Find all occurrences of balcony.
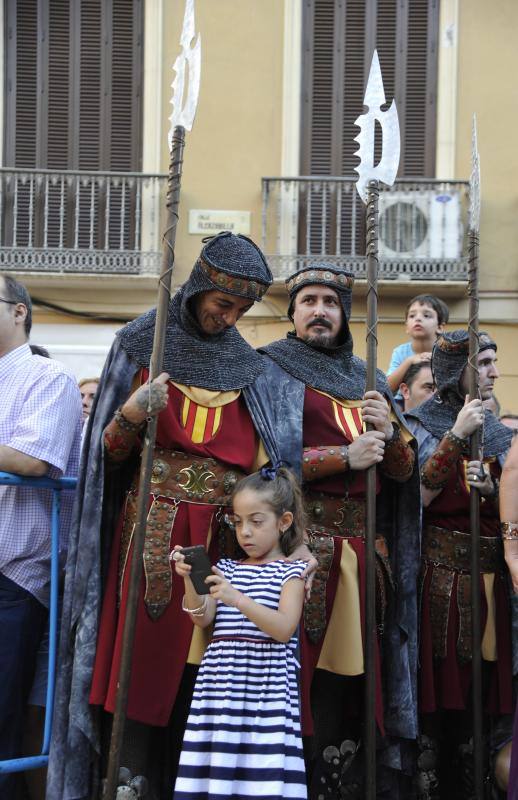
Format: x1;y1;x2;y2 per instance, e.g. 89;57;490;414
0;167;168;275
261;177;470;285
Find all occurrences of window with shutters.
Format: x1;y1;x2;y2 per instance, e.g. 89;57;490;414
3;0;143;249
300;0;439;255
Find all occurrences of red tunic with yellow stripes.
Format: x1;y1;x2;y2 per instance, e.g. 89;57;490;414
419;458;513;714
300;388;386;734
89;378;257;726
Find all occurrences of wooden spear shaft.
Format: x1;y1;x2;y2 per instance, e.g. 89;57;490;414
364;178;379;800
468;228;484;799
103;126;186;800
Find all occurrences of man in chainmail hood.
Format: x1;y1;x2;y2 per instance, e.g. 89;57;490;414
405;330;513;799
48;233;303;799
255;264;421;799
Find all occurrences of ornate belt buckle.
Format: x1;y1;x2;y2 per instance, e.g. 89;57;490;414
334;500;363;534
178;461;217;499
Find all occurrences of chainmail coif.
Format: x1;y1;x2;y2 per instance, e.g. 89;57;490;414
406;330;512;457
262;263;388;399
117;233;273;390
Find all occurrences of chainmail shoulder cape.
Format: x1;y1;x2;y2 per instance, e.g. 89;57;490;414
116;285;264;390
406;395;512;458
260;332;388;399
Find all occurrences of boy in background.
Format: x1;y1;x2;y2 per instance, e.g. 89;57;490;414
387;294;449;395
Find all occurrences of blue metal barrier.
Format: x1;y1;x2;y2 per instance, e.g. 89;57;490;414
0;471;77;773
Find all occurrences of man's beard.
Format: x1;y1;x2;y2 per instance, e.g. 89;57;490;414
302;326;338;349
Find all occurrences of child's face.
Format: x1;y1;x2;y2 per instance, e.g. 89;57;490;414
405;302;442;340
232;489;290;562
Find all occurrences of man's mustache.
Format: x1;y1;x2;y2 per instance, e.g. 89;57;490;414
307;317;332;330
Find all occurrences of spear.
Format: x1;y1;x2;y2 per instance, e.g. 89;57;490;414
467;114;484;799
354;50;400;800
103;2;201;797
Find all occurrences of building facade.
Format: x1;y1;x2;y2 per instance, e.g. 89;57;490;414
2;0;518;409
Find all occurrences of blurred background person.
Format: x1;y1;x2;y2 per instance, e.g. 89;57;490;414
78;377;99;425
399;360;435;413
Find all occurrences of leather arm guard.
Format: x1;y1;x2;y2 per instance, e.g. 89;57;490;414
302;445;349;482
420;429;466;490
381;424;415;482
104;408;145;463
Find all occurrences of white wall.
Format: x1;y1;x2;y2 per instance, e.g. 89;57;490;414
30;323;119;380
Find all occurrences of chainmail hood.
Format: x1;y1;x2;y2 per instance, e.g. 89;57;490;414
116;233;273;390
264;264;387;398
184;231;272;304
432;329;497;401
406;329;511;457
285;264;355;347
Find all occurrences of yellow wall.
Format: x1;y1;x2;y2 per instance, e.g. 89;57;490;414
161;0;285;284
456;0;518;294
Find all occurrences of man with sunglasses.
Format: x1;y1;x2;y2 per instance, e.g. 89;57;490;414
0;274;82;794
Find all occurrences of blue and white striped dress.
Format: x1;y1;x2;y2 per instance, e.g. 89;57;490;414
173;558;308;800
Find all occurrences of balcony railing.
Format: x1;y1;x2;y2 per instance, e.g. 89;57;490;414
0;167;168;274
261;176;470;282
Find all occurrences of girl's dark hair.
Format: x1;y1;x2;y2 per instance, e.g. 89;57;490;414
232;465;306;556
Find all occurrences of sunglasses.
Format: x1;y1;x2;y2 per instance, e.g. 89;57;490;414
0;297;17;305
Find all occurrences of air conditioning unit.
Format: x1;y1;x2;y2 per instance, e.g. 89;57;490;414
378;189;463;259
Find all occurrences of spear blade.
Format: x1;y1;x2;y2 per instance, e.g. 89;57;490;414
469;114;481;234
168;0;201;146
354;50;400;203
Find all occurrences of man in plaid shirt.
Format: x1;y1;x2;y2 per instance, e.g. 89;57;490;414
0;274;81;793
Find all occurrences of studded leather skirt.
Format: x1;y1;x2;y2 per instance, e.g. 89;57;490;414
303;492;390;644
421;525;504;662
118;447;246;620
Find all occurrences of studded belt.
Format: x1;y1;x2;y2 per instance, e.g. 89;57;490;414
304;492;366;538
118;447;246;620
423;525;503;574
146;447;245;504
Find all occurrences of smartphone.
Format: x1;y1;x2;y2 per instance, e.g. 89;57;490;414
180;545;213;595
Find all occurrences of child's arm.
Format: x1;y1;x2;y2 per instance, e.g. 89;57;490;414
172;546;217;628
207;567;305;643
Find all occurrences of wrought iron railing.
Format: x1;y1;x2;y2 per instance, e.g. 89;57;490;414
261;176;470;282
0;167;168;274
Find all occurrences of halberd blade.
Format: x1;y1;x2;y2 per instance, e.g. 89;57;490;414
469;114;481;234
168;0;201;146
354;50;400;203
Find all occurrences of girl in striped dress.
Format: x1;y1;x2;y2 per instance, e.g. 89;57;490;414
171;465;308;800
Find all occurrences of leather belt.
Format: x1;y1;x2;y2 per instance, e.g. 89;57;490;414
145;447;245;505
423;525;503;574
305;492;366;538
119;447;245;620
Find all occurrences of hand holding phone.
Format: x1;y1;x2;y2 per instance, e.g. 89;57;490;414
180;545;213;595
